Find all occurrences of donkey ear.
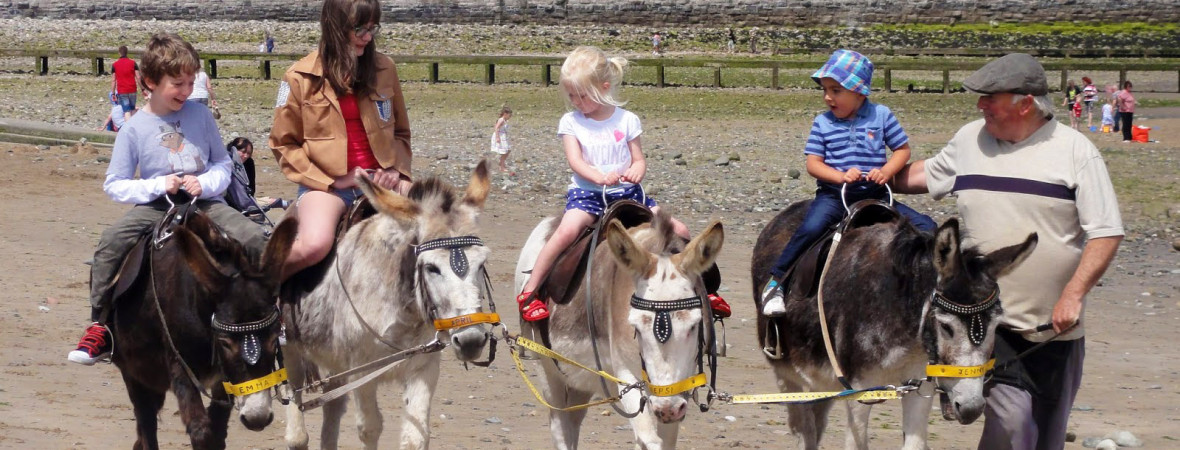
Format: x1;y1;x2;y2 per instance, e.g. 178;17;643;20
356;174;420;225
172;227;229;289
184;212;230;250
463;160;491;209
982;232;1038;279
675;220;724;276
933;218;962;280
260;216;299;280
604;219;655;276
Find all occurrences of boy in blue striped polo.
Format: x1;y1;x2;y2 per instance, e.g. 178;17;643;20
761;49;936;317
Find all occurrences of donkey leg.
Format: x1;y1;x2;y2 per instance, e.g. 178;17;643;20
620;387;665;449
399;356;440;450
319;377;349;450
282;346;310;450
842;401;873;450
900;391;933;450
122;372;166;450
206;384;233;446
170;375;219;450
352;381;384;450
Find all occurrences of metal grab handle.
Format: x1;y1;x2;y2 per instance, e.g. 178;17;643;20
599;182;646;208
839;178;893;214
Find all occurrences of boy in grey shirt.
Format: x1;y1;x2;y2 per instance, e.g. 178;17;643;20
68;33;267;365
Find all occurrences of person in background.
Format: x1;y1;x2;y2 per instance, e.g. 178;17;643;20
1062;79;1081;130
1115;81;1136;143
269;0;412;281
98;92;131;132
490;105;514;174
895;53;1123;450
110;45;140;123
189;66;216;109
227;137;257;195
651;32;662;56
1101;96;1115;133
1081;76;1098;130
265;31;276;53
1110;84;1124;133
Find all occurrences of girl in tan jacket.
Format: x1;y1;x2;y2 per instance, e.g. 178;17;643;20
269;0;412;279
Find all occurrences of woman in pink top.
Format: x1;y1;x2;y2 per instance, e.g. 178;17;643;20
1116;81;1136;142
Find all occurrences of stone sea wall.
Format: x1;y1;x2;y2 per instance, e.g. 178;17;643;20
1;0;1176;26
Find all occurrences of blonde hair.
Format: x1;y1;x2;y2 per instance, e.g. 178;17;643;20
560;46;628;108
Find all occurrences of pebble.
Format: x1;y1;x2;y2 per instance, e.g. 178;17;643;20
724;415;737;422
788;168;801;179
1095;439;1118;450
1073;404;1095;412
1104;430;1143;447
1172;238;1180;251
714;156;730;166
1082;437;1103;448
38;305;50;312
484;416;501;424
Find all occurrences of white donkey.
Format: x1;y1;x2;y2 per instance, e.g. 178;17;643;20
516;210;724;449
281;163;497;449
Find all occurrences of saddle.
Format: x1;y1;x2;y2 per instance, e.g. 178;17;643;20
100;199;201;323
535;200;653;307
780;199;901;303
278;197;377;342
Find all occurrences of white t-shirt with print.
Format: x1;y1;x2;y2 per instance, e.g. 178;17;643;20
557;107;642;192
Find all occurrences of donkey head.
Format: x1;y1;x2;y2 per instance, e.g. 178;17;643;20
175;213;298;431
923;218;1037;425
357;161;494;362
605;215;724;424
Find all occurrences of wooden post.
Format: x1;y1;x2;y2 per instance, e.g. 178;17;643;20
1176;70;1179;93
37;56;48;75
429;62;439;84
656;65;665;88
258;60;272;80
1119;69;1127;89
542;64;551;87
942;69;949;93
94;57;105;76
771;66;779;90
713;66;722;88
485;63;495;85
884;68;892;93
206;59;218;79
1061;69;1068;92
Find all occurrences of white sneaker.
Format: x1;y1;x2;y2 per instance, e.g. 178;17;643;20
761;280;787;317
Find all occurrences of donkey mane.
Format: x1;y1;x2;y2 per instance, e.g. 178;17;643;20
630;208;683;256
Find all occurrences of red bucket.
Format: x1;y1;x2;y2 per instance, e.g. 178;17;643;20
1131;126;1150;143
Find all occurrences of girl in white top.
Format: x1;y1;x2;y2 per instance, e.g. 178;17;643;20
515;46;731;321
490;105;513;173
189;67;216;108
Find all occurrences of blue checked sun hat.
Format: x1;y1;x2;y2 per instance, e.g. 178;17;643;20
811;49;874;96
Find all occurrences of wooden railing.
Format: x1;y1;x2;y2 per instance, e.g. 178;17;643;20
4;48;1178;93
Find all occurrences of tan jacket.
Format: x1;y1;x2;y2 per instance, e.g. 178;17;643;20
269;51;411;191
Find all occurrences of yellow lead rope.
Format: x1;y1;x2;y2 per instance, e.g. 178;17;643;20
509;336;633;411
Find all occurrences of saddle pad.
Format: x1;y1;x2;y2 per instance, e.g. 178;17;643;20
783;199;900;302
537;200;654;306
106;234;151;308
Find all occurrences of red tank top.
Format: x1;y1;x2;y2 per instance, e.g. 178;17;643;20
338;93;379;171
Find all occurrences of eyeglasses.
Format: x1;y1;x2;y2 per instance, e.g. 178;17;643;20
353;24;381;38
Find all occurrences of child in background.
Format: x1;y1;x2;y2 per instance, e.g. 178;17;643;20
68;33;268;365
515;46;730;321
1081;76;1098;129
1101;98;1115;133
1072;96;1083;129
490;105;514;174
1063;79;1081;129
99;92;130;132
760;49;936;317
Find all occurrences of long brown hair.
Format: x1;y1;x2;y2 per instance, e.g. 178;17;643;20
315;0;381;96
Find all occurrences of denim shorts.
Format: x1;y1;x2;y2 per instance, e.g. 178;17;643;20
116;93;136;114
296;185;364;210
565;184;657;216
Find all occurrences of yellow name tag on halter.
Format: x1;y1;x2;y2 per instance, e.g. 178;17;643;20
433;312;501;331
729;389;902;404
926;358;995;378
222;368;287;396
643;371;707;397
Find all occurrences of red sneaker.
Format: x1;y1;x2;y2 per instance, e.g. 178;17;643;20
517;292;550;322
68;323;112;365
708;294;732;318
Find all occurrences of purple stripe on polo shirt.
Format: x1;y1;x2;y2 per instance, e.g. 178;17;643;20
952;174;1075;200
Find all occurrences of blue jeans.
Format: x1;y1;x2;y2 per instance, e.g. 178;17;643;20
116;93;136;114
296;185;364;210
769;184;936;278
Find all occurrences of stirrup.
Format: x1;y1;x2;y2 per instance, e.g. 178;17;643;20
517;292;550;322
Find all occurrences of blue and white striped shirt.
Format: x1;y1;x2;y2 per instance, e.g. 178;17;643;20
804;101;908;188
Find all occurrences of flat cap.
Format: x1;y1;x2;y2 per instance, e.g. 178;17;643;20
962;53;1049;96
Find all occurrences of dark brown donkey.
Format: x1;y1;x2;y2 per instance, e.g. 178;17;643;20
108;212;296;450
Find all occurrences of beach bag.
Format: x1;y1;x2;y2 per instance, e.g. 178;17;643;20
1131;126;1150;143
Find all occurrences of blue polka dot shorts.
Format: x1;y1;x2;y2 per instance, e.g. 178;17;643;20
566;184;657;216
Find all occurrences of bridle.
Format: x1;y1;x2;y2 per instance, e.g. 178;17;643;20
923;289;1000;380
411;235;500;367
628;292;719;412
212;307;289;398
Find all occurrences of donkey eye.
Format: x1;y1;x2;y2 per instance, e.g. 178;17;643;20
424;264;441;275
217;338;235;352
940;323;954;337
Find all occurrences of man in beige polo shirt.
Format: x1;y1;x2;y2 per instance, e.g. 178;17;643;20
895;53;1123;450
